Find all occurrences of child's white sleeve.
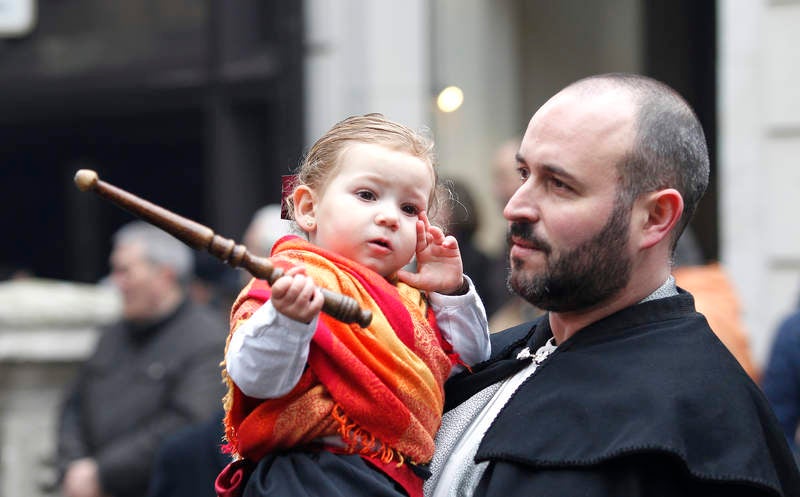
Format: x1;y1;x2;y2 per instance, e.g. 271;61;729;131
429;275;491;372
225;302;318;399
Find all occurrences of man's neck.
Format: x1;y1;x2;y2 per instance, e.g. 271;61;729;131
130;287;185;326
548;268;672;345
155;286;184;318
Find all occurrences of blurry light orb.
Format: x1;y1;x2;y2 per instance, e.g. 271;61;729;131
437;86;464;113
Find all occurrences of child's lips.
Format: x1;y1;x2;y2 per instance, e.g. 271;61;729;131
368;238;392;252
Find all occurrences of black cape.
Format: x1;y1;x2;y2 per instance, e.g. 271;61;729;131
444;291;800;497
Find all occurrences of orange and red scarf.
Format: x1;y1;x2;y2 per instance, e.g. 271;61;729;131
221;235;457;495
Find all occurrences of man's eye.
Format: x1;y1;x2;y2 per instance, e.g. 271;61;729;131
356;190;375;201
551;178;568;189
517;167;530;181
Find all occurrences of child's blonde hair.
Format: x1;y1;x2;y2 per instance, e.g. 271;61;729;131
286;113;444;222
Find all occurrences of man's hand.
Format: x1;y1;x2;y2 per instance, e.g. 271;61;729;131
397;211;465;294
61;458;105;497
270;265;324;323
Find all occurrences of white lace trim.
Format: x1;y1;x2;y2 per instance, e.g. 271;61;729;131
425;338;558;497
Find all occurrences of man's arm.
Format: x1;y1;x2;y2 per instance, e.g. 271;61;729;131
56;378;90;478
57;379;105;497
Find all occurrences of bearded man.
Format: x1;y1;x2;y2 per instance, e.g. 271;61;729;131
424;73;800;497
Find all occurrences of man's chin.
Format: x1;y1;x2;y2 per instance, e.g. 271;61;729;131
510;254;548;275
510;254;547;275
509;273;544;300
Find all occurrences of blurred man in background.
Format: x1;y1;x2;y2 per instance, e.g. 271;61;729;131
56;221;226;497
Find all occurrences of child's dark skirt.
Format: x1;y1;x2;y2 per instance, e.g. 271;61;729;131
217;450;409;497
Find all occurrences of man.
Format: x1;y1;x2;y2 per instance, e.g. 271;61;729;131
57;221;227;497
425;73;800;496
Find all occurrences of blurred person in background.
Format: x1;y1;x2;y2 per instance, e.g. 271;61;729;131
489;138;524;215
486;138;542;332
189;251;242;319
56;221;227;497
436;178;498;316
762;286;800;463
242;204;295;258
236;203;297;285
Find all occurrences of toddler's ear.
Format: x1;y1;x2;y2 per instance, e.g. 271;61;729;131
293;185;317;233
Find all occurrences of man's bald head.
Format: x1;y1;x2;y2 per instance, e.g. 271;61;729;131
561;74;710;246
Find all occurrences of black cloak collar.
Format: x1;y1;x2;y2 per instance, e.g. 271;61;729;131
445;292;800;496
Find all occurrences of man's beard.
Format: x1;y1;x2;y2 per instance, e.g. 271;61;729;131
507;200;632;312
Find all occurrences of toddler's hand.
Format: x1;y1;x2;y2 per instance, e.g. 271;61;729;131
270;266;324;323
397;211;465;294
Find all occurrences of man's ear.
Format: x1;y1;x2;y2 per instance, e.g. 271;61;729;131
634;188;684;250
292;185;317;233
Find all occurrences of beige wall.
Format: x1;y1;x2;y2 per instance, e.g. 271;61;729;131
430;0;522;254
0;279;115;497
304;0;431;145
720;0;800;366
518;0;643;113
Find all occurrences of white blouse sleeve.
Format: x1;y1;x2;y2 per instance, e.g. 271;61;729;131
224;301;318;399
429;275;491;375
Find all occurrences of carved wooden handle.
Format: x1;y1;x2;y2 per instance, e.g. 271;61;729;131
74;169;372;327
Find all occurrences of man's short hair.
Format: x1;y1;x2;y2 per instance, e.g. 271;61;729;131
112;221;194;284
568;73;710;246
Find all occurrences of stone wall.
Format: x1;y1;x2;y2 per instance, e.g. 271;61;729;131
0;279;119;497
719;0;800;366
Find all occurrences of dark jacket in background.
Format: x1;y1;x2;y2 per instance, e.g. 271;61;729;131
147;409;229;497
762;309;800;461
57;300;227;497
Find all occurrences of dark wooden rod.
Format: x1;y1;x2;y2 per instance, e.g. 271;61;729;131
74;169;372;328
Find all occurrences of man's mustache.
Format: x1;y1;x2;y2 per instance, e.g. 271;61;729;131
507;222;551;254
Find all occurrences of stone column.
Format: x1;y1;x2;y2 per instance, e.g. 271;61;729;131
0;279;119;497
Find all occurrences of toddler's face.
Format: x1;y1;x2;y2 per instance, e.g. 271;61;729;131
307;143;434;278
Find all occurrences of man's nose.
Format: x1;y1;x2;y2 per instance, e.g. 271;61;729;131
504;183;539;223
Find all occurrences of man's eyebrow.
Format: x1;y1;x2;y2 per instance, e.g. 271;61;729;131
541;164;579;184
515;153;580;184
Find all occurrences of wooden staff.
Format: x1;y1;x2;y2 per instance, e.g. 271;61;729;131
74;169;372;328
